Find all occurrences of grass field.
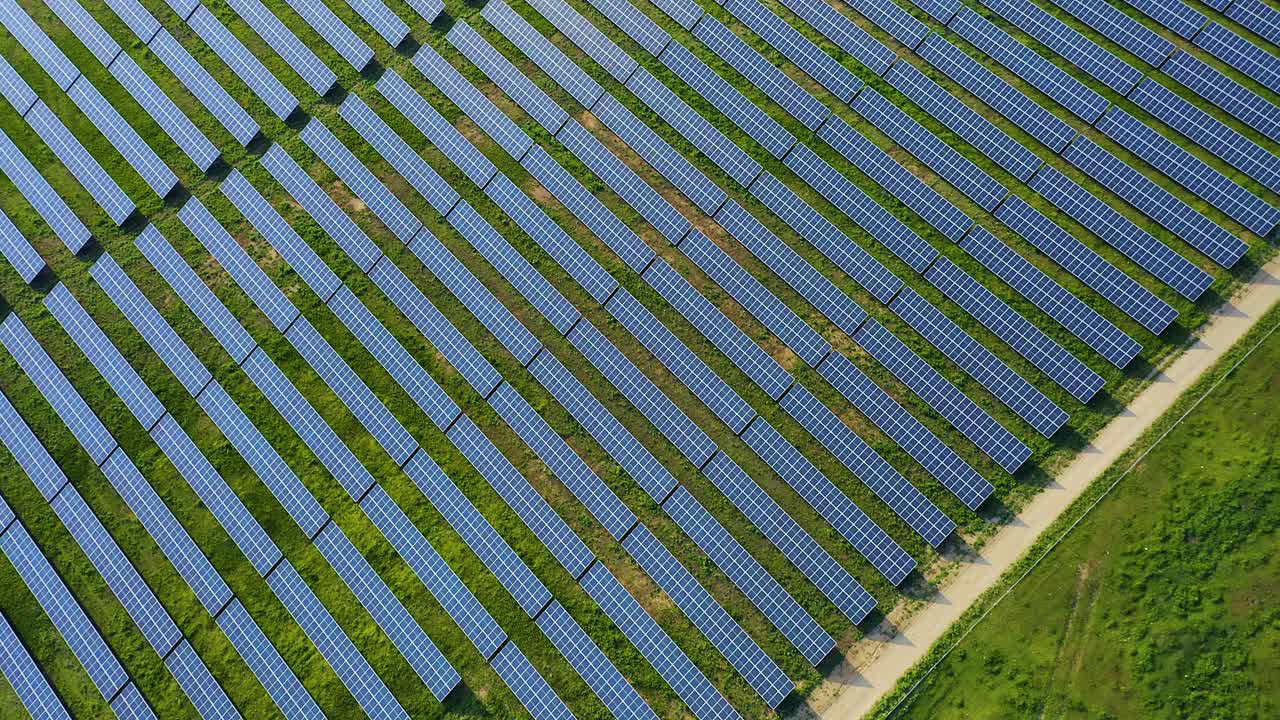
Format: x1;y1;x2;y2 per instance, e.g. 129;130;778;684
879;304;1280;719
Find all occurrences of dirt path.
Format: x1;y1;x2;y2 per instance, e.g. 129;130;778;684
801;256;1280;720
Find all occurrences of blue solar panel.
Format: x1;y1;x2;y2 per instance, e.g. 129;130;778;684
525;0;639;82
100;0;160;42
147;29;260;146
216;599;323;720
0;0;78;88
0;128;91;253
313;523;461;702
916;33;1077;151
50;485;181;655
748;170;904;301
1048;0;1173;65
224;0;335;95
24;102;135;225
44;284;164;430
537;600;658;720
1128;0;1205;39
0;613;73;720
151;414;282;575
579;563;740;720
0;313;115;464
844;0;930;48
290;0;373;71
993;193;1179;334
1028;165;1213;301
925;257;1104;402
739;417;917;583
405;0;445;22
1062;136;1250;268
723;0;861;101
490;642;574;720
65;79;176;199
448;19;569;135
338;0;408;46
1163;50;1280;144
0;54;36;115
779;0;896;75
446;415;596;578
0;490;11;531
415;41;533;162
0;386;69;500
379;68;496;194
107;53;219;171
360;485;508;659
266;560;409;720
109;682;156;720
584;0;672;56
605;283;759;431
651;0;704;29
482;0;606;108
306;114;422;244
1227;0;1280;45
164;641;239;720
403;451;553;617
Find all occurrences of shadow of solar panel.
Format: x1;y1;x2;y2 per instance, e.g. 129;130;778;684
215;599;323;720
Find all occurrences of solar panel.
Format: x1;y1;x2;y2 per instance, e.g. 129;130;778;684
224;0;336;95
414;42;533;162
482;0;606;108
739;417;917;583
691;14;831;130
722;0;861;101
65;79;176;199
0;0;78;88
44;283;165;430
1163;51;1280;144
912;0;963;23
23;102;135;225
1028;165;1213;301
1048;0;1173;65
890;288;1068;437
447;19;569;135
403;451;553;617
42;0;116;68
783;139;942;271
0;612;73;720
747;170;904;301
164;641;239;720
290;0;374;71
49;485;181;655
446;415;596;578
241;347;377;500
0;388;69;500
313;523;461;702
1128;0;1205;39
779;0;896;75
1062;136;1250;268
490;642;574;720
1226;0;1280;46
525;0;639;82
0;491;11;531
344;88;462;214
650;0;705;29
0;128;91;253
579;563;740;720
163;0;199;20
701;452;878;623
379;67;495;194
584;0;672;56
1094;108;1280;237
993;193;1179;333
405;0;445;23
107;53;220;171
916;33;1076;151
605;283;760;431
536;600;658;720
624;524;792;707
110;682;156;720
151;414;282;575
843;0;930;48
925;257;1104;402
265;560;409;720
337;0;408;46
566;313;718;467
488;382;639;540
0;313;115;464
301;117;422;245
0;54;36;116
147;28;260;146
215;599;323;720
360;485;508;659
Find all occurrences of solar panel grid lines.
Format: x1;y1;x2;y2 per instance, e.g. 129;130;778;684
0;128;91;254
43;283;165;431
22;101;136;225
524;0;641;82
482;0;607;109
585;0;674;56
264;559;410;720
48;485;182;656
884;59;1043;182
993;193;1179;334
518;144;657;273
109;681;157;720
910;0;963;24
312;522;461;702
747;167;906;301
565;312;719;466
0;53;38;117
107;53;220;172
890;287;1069;437
99;0;159;43
445;414;597;578
490;642;575;720
413;42;533;162
536;599;659;720
150;413;283;576
405;0;446;23
370;71;477;209
650;0;706;30
338;0;408;46
958;225;1142;368
915;33;1077;151
1127;0;1206;39
0;612;73;720
185;6;298;121
0;312;116;465
65;78;178;199
146;27;260;146
925;256;1105;402
779;0;897;75
1047;0;1173;66
1061;135;1251;268
359;484;509;659
448;19;570;136
622;524;793;708
215;599;324;720
690;13;832;130
1093;107;1280;238
1027;164;1214;301
1162;50;1280;143
0;493;12;532
0;0;78;89
401;451;554;618
778;382;957;547
162;0;200;21
0;389;69;500
367;256;504;396
722;0;863;102
222;0;336;95
844;0;931;48
579;562;742;720
782;139;942;273
164;640;240;720
289;0;374;72
180;197;300;334
738;416;918;584
1226;0;1280;45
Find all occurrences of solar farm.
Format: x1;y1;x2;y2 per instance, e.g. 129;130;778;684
0;0;1276;716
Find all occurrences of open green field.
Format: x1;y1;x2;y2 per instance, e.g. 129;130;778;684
880;305;1280;720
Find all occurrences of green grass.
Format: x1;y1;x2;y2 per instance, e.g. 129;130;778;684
876;304;1280;719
